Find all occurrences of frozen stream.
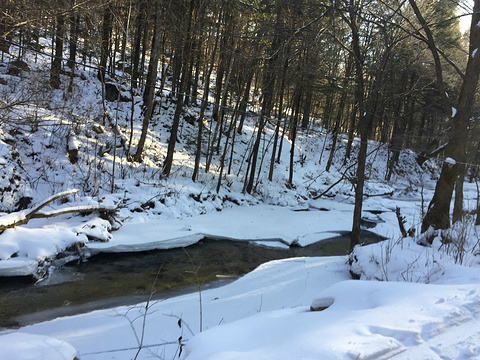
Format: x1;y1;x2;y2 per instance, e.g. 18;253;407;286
0;231;384;329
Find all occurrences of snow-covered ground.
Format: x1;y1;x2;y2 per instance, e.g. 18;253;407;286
2;187;480;360
0;41;479;359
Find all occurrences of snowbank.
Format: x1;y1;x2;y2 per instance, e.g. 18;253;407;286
0;332;77;360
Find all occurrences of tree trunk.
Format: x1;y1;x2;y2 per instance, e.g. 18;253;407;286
50;15;64;89
349;2;390;250
163;0;198;177
192;15;221;181
131;1;146;88
133;3;162;162
288;87;301;186
269;59;288;181
98;5;113;82
301;87;313;130
421;0;480;232
452;165;466;223
344;102;357;162
162;95;184;177
206;44;235;173
349;0;366;250
67;5;78;93
386;91;408;181
217;110;238;193
67;4;77;71
236;71;254;135
326;56;352;172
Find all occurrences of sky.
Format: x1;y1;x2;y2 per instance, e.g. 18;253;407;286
459;0;474;33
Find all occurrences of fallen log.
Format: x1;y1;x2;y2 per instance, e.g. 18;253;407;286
0;189;119;233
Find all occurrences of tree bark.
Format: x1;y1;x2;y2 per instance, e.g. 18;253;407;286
421;0;480;232
349;2;391;250
133;3;162;162
269;59;288;181
131;1;146;88
288;87;301;186
98;4;113;82
50;15;64;89
326;55;353;172
349;0;366;251
192;15;221;181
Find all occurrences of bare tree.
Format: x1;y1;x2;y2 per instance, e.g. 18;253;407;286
134;1;162;162
415;0;480;232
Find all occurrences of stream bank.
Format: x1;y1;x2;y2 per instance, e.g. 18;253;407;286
0;230;385;328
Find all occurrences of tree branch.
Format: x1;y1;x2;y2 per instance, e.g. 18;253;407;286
0;189;119;232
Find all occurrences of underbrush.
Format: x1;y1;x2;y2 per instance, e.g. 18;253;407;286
349;216;480;283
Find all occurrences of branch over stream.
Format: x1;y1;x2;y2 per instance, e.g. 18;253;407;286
0;189;119;233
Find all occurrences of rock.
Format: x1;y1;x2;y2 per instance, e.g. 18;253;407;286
104;82;131;102
105;82;120;101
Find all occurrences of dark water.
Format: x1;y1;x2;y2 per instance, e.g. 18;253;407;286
0;231;384;328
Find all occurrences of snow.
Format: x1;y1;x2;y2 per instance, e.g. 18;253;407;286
0;39;479;360
473;48;478;58
1;191;479;359
445;157;457;165
0;332;77;360
3;230;479;360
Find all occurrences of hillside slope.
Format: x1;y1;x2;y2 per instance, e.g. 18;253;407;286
0;42;443;277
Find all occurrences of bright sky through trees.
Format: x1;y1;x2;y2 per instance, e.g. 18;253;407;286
459;0;474;33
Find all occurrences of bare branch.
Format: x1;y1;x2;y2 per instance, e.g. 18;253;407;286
0;190;119;232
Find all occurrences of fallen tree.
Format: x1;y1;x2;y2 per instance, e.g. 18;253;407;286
0;189;120;233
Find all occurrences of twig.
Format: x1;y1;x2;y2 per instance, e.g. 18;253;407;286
183;248;203;333
396;207;408;238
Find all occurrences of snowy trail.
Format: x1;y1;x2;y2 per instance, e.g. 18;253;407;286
391;317;480;360
389;289;480;360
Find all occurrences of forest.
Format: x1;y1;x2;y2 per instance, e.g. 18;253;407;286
0;0;479;247
2;1;480;359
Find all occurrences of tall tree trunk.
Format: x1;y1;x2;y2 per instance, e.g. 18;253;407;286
163;0;198;177
421;0;480;232
131;0;146;88
133;3;162;162
246;21;281;193
301;87;313;130
98;5;113;82
206;44;235;173
349;3;367;250
236;71;254;135
344;102;357;162
181;0;197;105
67;4;78;93
288;87;301;186
326;56;353;172
217;110;238;193
453;165;466;223
269;59;288;181
349;2;390;250
192;14;221;181
67;3;77;71
50;15;64;89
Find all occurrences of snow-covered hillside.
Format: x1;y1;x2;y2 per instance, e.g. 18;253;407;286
0;42;441;277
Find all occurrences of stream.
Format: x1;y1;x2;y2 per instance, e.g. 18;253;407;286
0;230;385;328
